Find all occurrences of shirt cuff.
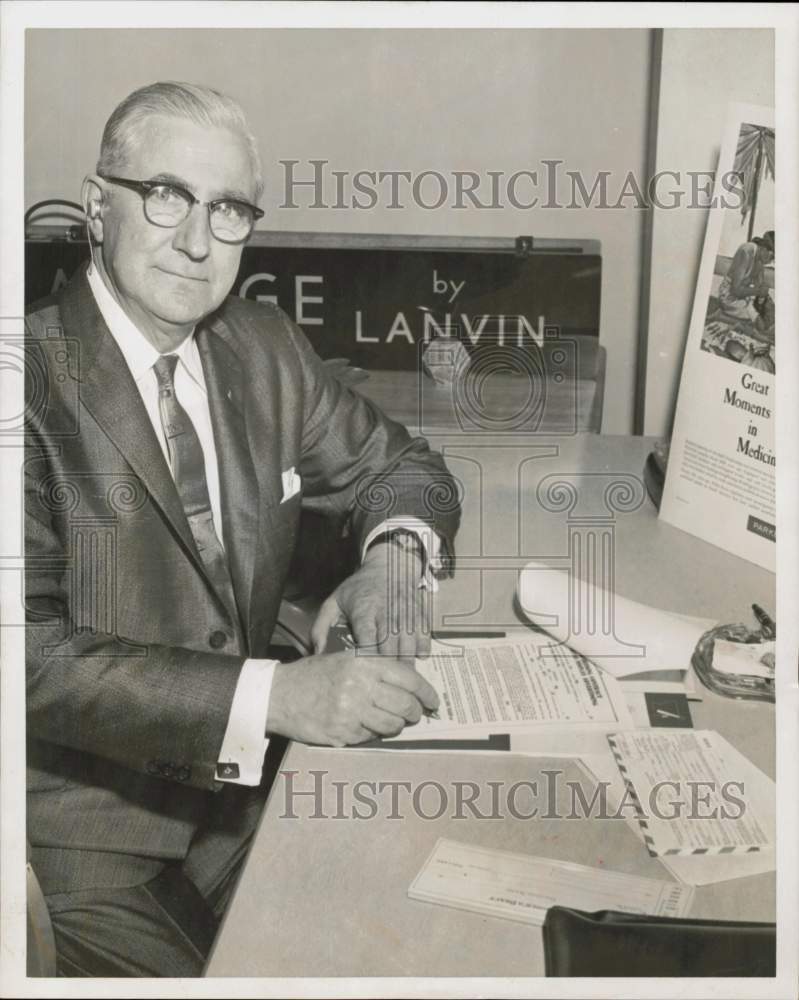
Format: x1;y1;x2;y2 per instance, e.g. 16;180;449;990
216;658;277;785
361;517;443;592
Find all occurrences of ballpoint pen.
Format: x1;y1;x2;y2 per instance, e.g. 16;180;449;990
752;603;776;639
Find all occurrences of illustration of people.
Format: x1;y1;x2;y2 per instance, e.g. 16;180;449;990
714;230;775;342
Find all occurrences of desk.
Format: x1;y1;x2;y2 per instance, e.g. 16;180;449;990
207;435;775;978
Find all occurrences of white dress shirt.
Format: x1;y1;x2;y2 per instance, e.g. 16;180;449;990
88;265;441;785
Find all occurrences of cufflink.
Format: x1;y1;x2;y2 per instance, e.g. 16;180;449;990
216;762;240;780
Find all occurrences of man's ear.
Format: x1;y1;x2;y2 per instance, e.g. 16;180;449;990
81;175;106;243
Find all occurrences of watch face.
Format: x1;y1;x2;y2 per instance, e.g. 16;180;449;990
390;531;421;551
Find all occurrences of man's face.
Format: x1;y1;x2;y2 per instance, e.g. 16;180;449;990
755;243;774;267
97;115;257;348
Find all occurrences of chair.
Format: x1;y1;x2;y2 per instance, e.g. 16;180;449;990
26;840;57;977
271;597;317;656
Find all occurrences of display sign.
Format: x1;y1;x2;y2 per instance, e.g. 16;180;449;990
659;104;775;570
25;235;601;370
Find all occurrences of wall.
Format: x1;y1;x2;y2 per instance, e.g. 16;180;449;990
25;28;652;433
643;28;774;437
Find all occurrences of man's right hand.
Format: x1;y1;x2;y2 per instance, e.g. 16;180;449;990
266;651;439;746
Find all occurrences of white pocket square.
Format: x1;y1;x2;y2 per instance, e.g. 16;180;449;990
281;467;301;502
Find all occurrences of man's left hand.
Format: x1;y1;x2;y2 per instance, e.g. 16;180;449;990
311;538;431;658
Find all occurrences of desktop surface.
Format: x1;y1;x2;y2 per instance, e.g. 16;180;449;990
206;434;776;978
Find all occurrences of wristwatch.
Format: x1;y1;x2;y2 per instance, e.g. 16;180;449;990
368;529;425;567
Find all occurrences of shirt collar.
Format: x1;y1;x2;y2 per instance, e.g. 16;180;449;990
87;264;203;388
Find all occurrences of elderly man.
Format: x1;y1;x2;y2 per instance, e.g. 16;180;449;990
25;82;459;977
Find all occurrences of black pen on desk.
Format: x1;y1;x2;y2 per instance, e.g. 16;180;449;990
432;630;507;640
752;603;776;639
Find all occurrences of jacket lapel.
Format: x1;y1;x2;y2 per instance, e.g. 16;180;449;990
60;268;272;638
196;317;260;633
59;269;209;579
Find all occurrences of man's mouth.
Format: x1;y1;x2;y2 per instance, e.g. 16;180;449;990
154;266;208;283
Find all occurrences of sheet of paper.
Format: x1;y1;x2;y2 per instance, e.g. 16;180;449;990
507;729;615;757
606;730;774;857
620;677;702;701
518;562;715;679
578;752;776;886
408;838;695;926
712;638;775;679
386;635;633;744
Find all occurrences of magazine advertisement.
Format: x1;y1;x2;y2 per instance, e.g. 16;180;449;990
660;103;776;570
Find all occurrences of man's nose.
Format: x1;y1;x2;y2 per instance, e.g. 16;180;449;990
172;203;212;260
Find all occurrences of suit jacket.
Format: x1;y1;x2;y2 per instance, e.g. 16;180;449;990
25;266;459;861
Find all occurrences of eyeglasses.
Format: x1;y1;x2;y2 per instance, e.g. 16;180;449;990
97;175;264;244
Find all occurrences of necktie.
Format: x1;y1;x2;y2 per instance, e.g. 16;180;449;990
153;354;241;638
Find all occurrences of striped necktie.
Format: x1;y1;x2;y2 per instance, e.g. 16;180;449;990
152;353;241;642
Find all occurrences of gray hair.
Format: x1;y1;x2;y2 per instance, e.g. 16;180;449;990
97;81;264;201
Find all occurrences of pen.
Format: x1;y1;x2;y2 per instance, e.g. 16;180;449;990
432;630;507;640
752;603;776;639
328;624;356;649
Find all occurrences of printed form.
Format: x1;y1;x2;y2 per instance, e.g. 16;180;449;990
395;635;632;740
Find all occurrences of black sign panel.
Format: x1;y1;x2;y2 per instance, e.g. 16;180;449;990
25;237;600;371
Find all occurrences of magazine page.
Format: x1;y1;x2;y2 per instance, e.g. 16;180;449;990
660;103;775;570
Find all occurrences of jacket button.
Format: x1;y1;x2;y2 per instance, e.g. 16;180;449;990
209;630;228;649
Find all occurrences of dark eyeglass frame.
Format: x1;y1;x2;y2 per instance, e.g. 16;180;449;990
97;174;264;244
